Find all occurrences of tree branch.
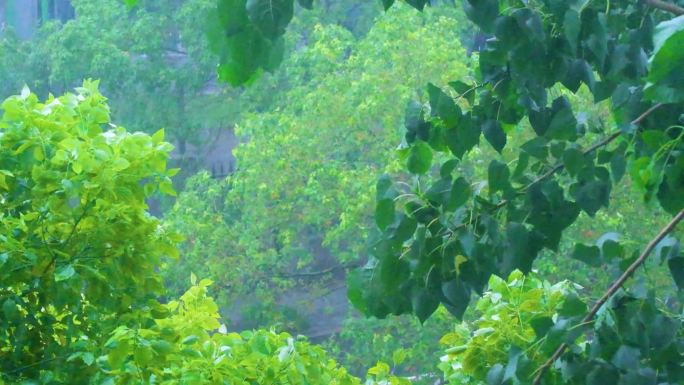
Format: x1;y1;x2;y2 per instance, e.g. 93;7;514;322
277;262;361;278
646;0;684;15
533;208;684;385
489;103;663;212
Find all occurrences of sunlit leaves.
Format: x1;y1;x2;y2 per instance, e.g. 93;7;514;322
0;84;178;380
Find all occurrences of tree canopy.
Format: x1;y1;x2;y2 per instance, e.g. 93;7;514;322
2;0;684;384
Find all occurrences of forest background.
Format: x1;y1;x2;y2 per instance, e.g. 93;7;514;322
0;0;682;384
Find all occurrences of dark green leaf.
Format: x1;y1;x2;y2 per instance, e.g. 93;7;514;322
246;0;294;39
559;292;587;317
563;148;586;177
375;199;395;231
564;9;581;54
530;317;554;339
407;141;433;174
427;83;461;127
445;114;480;158
382;0;395;10
611;345;641;371
449;80;475;105
412;287;440;323
648;15;684;84
486;364;504;385
447;177;471;211
610;153;626;183
571;243;602;267
668;256;684;290
488;160;510;194
441;279;470;319
482;120;506;153
405;0;428;11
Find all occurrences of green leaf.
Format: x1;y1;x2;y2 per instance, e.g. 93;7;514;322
112;158;130;171
404;0;428;11
375;199;395;231
182;335;199;345
412;287;440;323
245;0;295;40
668;256;684;290
445;114;480;159
382;0;395;11
447;177;471;211
407;141;433;174
571;243;602;267
611;345;641;371
564;9;581;54
530;317;554;339
558;292;587;317
427;83;461;127
55;265;76;282
482;120;506;153
441;279;470;319
449;80;475;105
563;148;586;177
649;15;684;84
488;160;510;194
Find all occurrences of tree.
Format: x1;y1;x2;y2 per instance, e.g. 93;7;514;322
0;81;179;382
199;0;684;383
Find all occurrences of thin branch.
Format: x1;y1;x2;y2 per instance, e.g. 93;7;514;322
277;262;361;278
533;208;684;385
488;103;664;213
646;0;684;15
41;200;94;276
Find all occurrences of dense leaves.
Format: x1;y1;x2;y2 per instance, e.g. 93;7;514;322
0;83;179;382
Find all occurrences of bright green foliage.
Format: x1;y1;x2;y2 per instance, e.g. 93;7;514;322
98;279;360;385
0;82;179;382
439;271;581;384
323;309;456;382
0;85;383;385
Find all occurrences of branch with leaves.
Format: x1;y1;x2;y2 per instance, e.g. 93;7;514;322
533;208;684;384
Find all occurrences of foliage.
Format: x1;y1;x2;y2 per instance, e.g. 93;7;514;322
97;278;361;385
0;0;223;147
205;0;684;382
0;85;375;385
0;83;178;382
439;271;582;384
163;3;470;327
323;309;455;382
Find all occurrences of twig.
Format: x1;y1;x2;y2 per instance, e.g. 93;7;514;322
41;200;94;276
646;0;684;15
277;262;361;278
532;208;684;385
488;103;664;212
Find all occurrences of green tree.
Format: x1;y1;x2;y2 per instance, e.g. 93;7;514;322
0;82;179;382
